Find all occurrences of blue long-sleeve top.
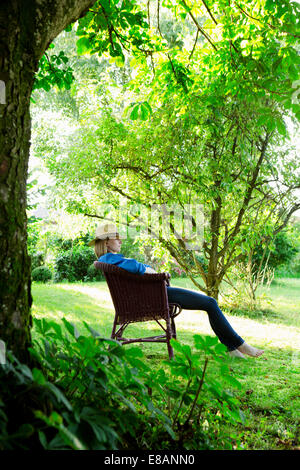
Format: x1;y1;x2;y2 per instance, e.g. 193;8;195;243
98;253;154;275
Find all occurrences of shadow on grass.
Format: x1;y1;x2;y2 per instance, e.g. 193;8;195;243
126;329;216;362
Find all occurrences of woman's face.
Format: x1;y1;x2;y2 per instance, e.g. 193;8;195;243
106;236;122;253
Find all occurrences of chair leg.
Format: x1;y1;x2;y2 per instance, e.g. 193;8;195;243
165;317;174;360
169;303;181;341
111;317;118;340
171;317;177;339
111;320;129;341
112;314;175;360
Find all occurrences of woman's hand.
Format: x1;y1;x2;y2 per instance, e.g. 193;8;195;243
145;267;157;274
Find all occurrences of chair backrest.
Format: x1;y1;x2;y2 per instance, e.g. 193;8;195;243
94;262;171;324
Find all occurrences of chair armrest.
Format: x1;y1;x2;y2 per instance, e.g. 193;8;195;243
143;272;171;286
164;272;171;286
122;271;171;284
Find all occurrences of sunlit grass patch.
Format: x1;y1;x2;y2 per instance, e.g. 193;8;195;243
31;282;114;338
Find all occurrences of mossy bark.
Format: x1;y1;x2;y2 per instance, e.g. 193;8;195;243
0;0;96;362
0;1;37;362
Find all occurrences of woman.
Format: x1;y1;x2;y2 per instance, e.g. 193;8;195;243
89;224;264;358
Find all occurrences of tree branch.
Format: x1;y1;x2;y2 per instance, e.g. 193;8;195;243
200;0;218;25
219;132;271;259
235;1;300;39
180;0;218;51
188;29;199;61
37;0;97;59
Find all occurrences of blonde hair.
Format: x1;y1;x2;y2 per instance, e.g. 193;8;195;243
94;239;108;258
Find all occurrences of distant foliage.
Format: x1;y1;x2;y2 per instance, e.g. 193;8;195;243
31;252;45;271
253;231;297;271
85;263;104;282
54;246;96;282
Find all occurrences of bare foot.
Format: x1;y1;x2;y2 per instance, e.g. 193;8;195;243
228;349;246;359
237;342;264;357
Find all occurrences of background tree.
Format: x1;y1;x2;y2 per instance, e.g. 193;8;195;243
30;1;299;302
33;72;300;300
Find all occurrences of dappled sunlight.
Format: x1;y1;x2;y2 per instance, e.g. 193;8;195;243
31;304;66;322
32;279;300;354
31;283;114;337
175;309;300;352
172;278;300;352
55;282;114;308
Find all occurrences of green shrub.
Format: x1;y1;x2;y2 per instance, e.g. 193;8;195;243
0;318;245;450
0;350;79;450
32;266;52;283
30;251;44;270
29;318;173;450
85;263;104;281
146;336;245;449
253;231;297;272
51;232;95;254
54;246;96;282
0;325;168;450
31;319;244;450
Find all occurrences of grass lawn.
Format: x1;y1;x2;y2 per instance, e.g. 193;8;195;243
31;277;300;450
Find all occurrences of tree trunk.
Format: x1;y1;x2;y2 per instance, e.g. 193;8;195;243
0;3;38;362
206;279;221;302
206;191;222;301
0;0;96;362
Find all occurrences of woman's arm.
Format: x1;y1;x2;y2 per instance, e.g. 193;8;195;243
117;257;156;275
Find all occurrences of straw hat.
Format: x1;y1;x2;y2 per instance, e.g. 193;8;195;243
88;223;123;247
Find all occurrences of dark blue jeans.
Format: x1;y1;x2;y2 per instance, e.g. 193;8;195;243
167;286;244;351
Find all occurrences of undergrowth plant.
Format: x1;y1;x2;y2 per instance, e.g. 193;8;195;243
146;336;245;449
0;318;244;450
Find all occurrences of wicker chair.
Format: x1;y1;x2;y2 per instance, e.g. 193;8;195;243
94;261;182;359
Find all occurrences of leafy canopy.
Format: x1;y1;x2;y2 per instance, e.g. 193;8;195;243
34;0;300;123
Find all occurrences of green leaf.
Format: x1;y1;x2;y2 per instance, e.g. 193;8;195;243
140;102;150;120
276;117;287;136
38;430;48;449
130;104;139;120
169;338;184;352
32;368;47;385
83;321;101;338
164;423;176;440
76;36;91;55
125;347;144;358
193;335;206;350
49;321;63;338
214;343;227;355
272;56;283;73
46;383;73;411
62;318;80;339
222;374;242;390
58;423;87;450
18;364;33;381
